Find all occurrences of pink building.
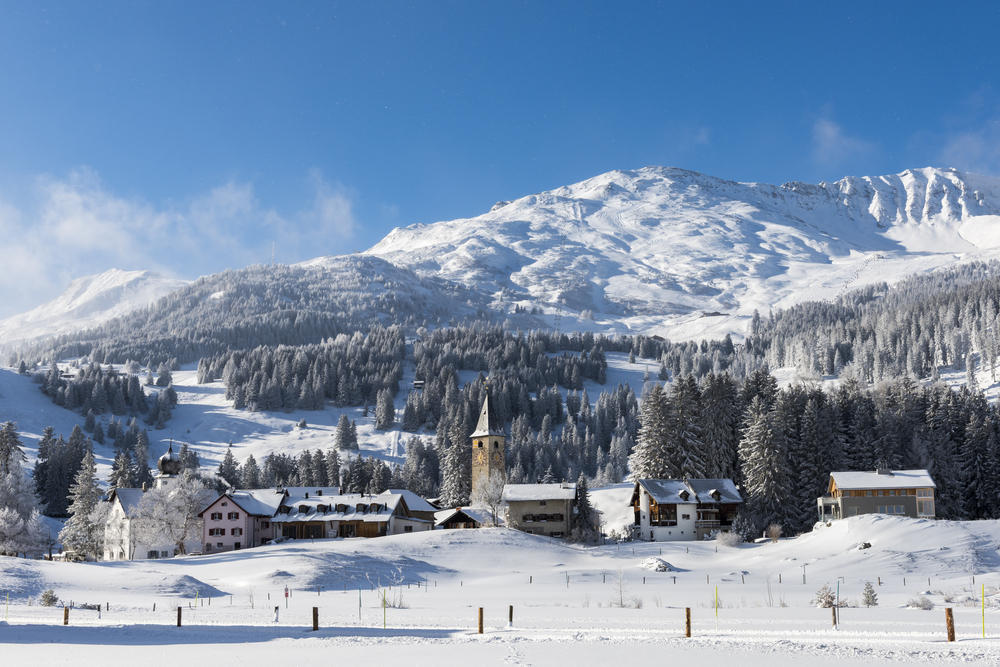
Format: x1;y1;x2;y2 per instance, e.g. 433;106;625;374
198;489;285;552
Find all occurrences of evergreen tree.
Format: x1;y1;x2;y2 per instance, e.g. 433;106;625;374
375;388;395;430
628;384;672;478
738;396;790;532
58;448;105;559
108;450;136;488
239;454;262;488
0;422;26;474
217;445;239;488
571;474;600;544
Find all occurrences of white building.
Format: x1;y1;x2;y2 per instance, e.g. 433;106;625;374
630;478;742;541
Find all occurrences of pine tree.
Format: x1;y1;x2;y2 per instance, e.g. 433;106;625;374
218;445;239;488
439;442;470;508
862;581;878;607
375;388;395;430
239;454;262;488
0;422;26;474
325;448;342;489
628;384;672;478
58;448;105;560
334;414;355;450
108;450;135;488
738;396;789;532
571;474;599;544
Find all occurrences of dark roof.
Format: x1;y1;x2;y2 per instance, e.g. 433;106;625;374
470;394;504;438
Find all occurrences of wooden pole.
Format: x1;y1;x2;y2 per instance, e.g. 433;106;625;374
685;607;691;637
831;605;837;627
176;606;182;627
946;607;955;642
508;604;513;627
63;606;69;626
478;607;484;634
312;606;319;631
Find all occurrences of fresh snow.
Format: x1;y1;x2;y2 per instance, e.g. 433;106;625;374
361;165;1000;341
4;516;1000;665
0;269;185;350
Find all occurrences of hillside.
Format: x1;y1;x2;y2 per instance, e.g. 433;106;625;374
0;269;186;351
365;166;1000;339
3;517;1000;665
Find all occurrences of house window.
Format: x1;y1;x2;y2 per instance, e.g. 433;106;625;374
917;489;933;497
404;526;413;533
262;521;270;529
147;550;159;559
216;542;223;547
210;512;222;520
228;512;240;520
205;544;212;551
160;551;169;558
917;500;935;516
681;514;691;520
539;500;547;506
551;514;564;522
222;502;228;506
231;528;243;536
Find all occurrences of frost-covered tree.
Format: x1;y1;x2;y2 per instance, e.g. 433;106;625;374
738;396;789;534
570;474;600;544
374;388;395;430
0;460;48;556
439;442;470;508
58;448;105;559
628;384;671;478
134;472;210;555
470;470;505;526
239;454;262;488
0;421;26;474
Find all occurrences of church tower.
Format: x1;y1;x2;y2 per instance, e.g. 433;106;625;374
470;394;506;499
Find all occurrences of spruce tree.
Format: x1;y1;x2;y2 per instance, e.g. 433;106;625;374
58;448;104;559
628;384;672;478
218;445;239;488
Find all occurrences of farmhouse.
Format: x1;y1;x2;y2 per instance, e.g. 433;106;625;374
199;488;286;552
502;482;576;538
817;468;936;521
271;490;432;538
630;478;742;541
434;506;497;529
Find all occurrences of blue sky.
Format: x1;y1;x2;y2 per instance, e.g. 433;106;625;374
0;1;999;315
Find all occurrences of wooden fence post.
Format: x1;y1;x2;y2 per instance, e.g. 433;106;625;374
685;607;691;637
508;604;513;627
946;607;956;642
312;607;319;631
478;607;484;634
831;605;837;627
176;606;182;627
63;607;69;626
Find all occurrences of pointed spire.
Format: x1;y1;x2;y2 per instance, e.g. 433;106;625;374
471;394;504;438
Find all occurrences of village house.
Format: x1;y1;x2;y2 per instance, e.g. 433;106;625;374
271;490;432;538
198;488;287;552
502;482;576;538
434;506;497;529
817;468;936;521
102;445;211;560
630;478;742;541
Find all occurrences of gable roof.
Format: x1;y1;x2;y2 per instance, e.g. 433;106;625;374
109;488;145;516
470;395;504;438
632;478;743;505
830;469;936;490
502;483;577;502
271;492;407;524
200;489;286;517
382;489;438;513
434;506;499;526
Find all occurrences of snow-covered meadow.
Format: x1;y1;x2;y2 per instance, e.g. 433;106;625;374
4;515;1000;665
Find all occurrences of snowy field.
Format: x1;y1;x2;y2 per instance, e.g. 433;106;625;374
4;515;1000;665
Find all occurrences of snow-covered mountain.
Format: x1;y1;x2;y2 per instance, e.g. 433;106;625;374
365;166;1000;339
0;269;187;347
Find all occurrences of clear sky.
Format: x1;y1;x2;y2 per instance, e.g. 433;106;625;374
0;1;999;316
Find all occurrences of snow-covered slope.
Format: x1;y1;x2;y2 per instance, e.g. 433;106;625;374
364;166;1000;339
0;269;186;347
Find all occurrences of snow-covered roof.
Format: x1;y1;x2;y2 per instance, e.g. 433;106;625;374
502;483;577;502
434;507;499;527
830;469;936;490
227;489;286;516
282;486;340;501
272;493;403;524
111;488;145;516
382;489;437;513
635;479;695;504
634;479;743;505
686;479;743;504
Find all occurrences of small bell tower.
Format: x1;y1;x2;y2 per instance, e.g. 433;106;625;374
470;394;506;500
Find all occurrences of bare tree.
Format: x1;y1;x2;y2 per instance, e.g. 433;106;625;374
134;473;211;555
470;471;506;526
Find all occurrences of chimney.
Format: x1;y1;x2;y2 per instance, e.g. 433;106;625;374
876;467;893;476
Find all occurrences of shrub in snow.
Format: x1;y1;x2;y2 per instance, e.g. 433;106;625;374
857;541;872;550
715;531;742;547
766;523;783;543
812;584;836;608
39;590;58;607
862;581;878;607
297;418;307;429
907;596;933;610
640;557;674;572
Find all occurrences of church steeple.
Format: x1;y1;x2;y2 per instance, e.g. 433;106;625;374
471;394;504;438
470;394;506;501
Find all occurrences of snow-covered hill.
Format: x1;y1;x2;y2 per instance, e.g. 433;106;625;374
0;269;186;348
364;166;1000;340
